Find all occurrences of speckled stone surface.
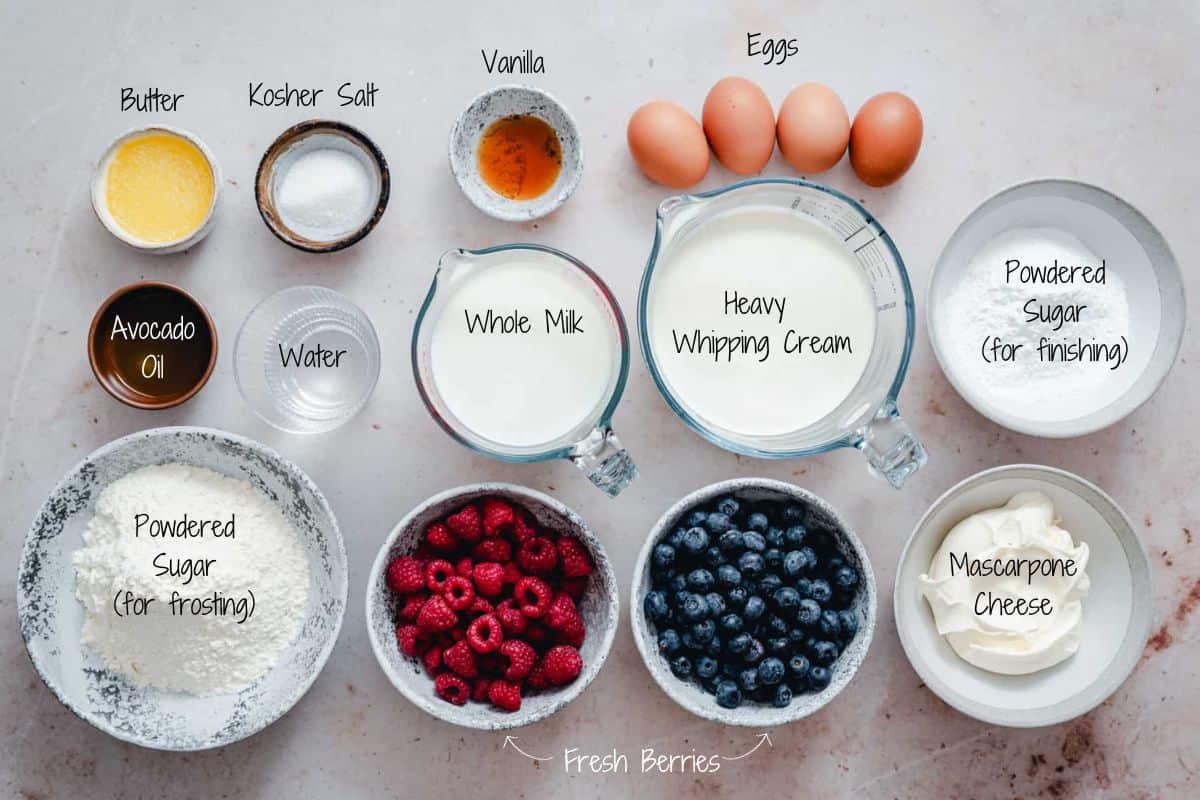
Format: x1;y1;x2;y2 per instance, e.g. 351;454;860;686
2;1;1198;798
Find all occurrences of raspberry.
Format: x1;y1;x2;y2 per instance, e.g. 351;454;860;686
517;537;559;574
524;622;552;649
514;576;553;618
542;645;583;686
422;644;443;676
424;560;455;593
477;651;503;676
424;521;457;552
488;679;522;712
525;662;549;690
472;678;491;702
397;594;427;622
416;595;457;633
445;504;483;543
435;673;470;706
468;596;494;617
499;640;537;682
495;599;528;636
511;513;537;544
466;614;504;653
471;538;512;563
385;556;425;595
456;557;474;578
443;639;479;679
442;575;476;611
482;497;516;537
396;624;426;657
556;613;586;648
561;577;588;601
546;593;579;631
472;562;505;597
558;537;594;578
501;561;523;586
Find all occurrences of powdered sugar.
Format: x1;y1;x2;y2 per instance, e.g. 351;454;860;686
73;463;310;696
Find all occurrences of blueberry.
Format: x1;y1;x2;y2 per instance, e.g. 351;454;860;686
743;637;765;663
681;526;710;554
784;524;808;548
837;610;859;641
643;590;670;622
672;589;691;609
685;509;709;528
773;587;801;615
738;667;759;692
719;613;744;635
788;653;811;681
716;563;742;589
670;655;693;678
716;497;741;517
766;637;790;654
783;551;806;578
704;513;734;535
704;546;727;567
808;665;831;690
788;626;807;644
796;598;822;626
827;555;846;572
809;640;839;666
743;595;766;622
701;675;722;695
772;683;793;708
742;531;766;552
717;530;744;552
680;632;699;651
716;680;742;708
764;548;784;571
705;592;727;617
692;618;717;645
758;574;782;595
764;614;789;637
725;585;748;609
706;636;723;656
764;526;785;548
781;504;805;524
687;568;715;592
797;546;817;572
727;632;752;655
757;656;785;685
651;542;676;571
809;579;833;603
695;655;719;679
668;573;688;594
746;512;770;533
833;565;859;590
657;628;681;654
818;610;842;640
681;593;709;621
737;551;764;577
794;577;813;598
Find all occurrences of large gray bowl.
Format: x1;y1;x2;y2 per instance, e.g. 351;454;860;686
16;427;348;751
366;484;618;729
631;478;877;726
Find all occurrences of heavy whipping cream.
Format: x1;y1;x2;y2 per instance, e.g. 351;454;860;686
429;256;618;448
647;207;876;436
919;492;1090;675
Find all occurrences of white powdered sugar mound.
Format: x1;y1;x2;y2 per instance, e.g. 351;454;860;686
73;463;310;696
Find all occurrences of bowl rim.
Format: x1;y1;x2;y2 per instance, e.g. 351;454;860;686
892;463;1153;727
629;477;877;727
365;482;619;730
86;280;219;410
447;83;583;222
926;176;1187;438
16;425;349;751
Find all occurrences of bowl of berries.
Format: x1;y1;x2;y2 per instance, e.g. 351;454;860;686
631;478;876;726
367;484;618;729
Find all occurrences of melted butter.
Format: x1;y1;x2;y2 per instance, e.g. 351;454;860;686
104;132;214;243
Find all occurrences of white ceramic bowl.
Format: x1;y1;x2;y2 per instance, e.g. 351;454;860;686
929;178;1185;437
448;85;583;221
17;427;348;750
894;464;1152;727
90;125;221;254
630;478;876;727
366;484;618;729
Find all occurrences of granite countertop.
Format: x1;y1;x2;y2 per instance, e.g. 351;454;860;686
2;1;1197;797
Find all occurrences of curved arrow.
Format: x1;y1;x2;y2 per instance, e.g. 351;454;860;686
721;732;773;761
503;735;553;762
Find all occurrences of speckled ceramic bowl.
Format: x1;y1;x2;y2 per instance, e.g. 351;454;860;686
366;484;617;729
631;478;877;727
16;427;348;751
448;85;583;221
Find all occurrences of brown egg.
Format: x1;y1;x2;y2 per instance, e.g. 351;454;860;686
702;77;775;175
627;101;710;188
849;92;923;187
776;82;850;174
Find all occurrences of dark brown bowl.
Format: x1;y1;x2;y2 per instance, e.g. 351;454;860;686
87;281;218;409
255;120;390;253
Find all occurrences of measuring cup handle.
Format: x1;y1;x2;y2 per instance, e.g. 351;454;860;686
855;401;928;489
568;426;638;497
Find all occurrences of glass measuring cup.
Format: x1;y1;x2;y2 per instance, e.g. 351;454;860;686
638;178;927;488
412;244;638;497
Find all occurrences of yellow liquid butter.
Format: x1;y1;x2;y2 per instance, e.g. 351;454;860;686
104;132;214;244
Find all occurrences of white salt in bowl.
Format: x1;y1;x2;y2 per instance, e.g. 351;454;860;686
929;178;1185;437
16;427;348;750
894;464;1152;727
366;484;618;729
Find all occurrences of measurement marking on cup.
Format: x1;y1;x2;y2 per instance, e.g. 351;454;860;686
853;238;876;253
843;224;866;241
